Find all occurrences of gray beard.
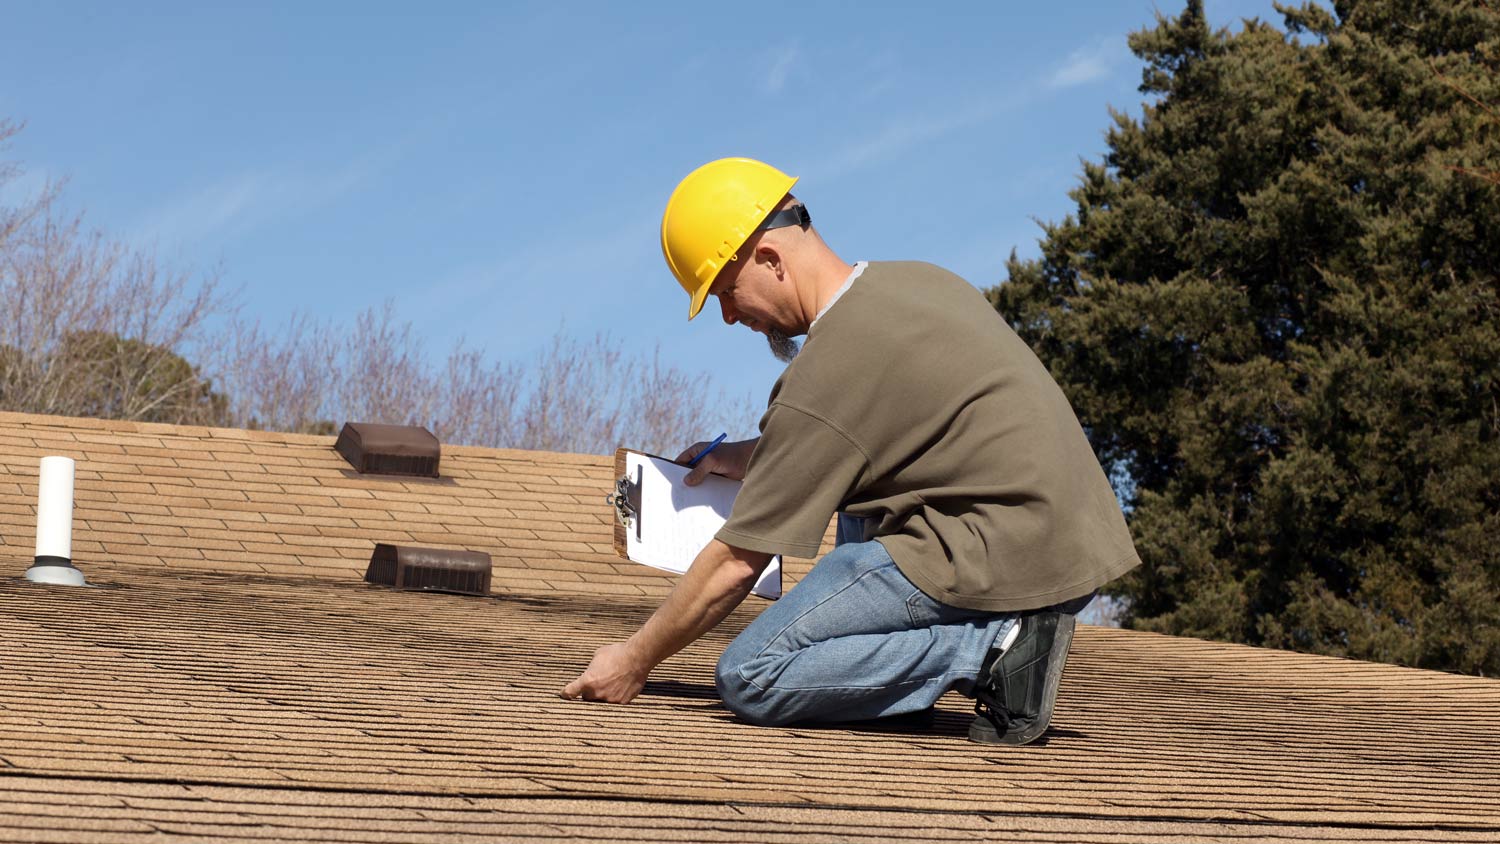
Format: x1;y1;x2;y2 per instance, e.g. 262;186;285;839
766;328;801;363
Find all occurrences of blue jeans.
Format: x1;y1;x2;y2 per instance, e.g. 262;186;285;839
715;524;1017;726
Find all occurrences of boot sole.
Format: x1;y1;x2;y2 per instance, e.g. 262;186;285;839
968;613;1076;746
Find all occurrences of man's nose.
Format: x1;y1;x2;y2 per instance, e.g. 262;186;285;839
719;296;738;326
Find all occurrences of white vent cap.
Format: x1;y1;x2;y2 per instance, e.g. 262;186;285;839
27;456;86;586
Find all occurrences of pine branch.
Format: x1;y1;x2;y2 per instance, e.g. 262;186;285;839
1428;58;1499;121
1445;164;1500;187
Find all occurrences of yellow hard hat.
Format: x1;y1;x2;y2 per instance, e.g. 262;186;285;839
661;157;799;320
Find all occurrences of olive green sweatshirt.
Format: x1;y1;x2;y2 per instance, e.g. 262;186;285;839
716;261;1139;611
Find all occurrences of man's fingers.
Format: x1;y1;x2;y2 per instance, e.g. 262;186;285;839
562;642;650;704
677;441;712;485
684;462;710;486
676;440;711;465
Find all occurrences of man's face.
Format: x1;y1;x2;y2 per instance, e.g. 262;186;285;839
708;256;800;362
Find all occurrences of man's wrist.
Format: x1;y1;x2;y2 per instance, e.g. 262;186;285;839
730;438;759;478
620;633;659;674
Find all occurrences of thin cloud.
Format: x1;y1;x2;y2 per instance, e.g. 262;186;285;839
763;44;799;95
413;211;659;346
1047;38;1119;89
816;94;1020;182
135;171;270;247
801;36;1126;186
132;141;406;249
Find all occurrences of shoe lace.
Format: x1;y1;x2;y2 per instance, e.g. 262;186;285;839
973;695;1012;736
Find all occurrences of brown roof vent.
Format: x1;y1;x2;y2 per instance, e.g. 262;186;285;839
336;422;440;478
365;544;491;596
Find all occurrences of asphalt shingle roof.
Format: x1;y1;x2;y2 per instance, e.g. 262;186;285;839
1;410;1497;843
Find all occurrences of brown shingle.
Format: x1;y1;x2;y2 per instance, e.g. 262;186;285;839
0;410;1496;842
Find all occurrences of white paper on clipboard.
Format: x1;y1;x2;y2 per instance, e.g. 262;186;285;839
611;449;782;599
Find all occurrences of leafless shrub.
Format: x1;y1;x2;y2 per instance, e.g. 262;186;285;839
614;346;755;457
514;332;756;455
215;314;339;434
433;342;524;449
0;121;55;255
215;306;755;455
213;302;529;446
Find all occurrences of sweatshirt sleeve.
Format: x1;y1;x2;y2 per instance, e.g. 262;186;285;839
715;402;870;557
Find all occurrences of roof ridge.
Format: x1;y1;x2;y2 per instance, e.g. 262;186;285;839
0;410;611;464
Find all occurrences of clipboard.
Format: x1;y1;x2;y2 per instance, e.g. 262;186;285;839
607;448;782;599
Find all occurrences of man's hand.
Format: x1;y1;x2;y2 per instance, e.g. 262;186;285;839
676;437;759;485
560;642;650;703
559;540;769;707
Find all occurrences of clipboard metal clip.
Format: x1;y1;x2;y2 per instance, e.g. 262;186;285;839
606;464;643;541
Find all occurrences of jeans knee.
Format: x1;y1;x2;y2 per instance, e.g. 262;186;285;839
715;649;788;727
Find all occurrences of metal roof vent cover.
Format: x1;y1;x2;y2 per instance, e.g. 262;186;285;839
335;422;440;478
365;544;492;596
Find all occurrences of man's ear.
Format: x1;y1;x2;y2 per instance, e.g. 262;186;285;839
755;243;784;279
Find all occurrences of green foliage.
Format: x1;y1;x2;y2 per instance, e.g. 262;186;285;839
0;330;228;426
992;0;1500;674
55;330;229;425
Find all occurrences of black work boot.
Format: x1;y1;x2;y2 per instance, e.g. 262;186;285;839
968;610;1078;746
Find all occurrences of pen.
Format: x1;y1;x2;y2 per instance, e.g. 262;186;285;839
686;433;728;469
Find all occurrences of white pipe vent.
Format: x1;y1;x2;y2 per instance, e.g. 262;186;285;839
26;456;86;586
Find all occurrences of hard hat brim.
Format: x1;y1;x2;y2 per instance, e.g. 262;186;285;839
688;281;712;320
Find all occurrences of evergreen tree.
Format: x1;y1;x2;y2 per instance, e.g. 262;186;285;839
992;0;1500;674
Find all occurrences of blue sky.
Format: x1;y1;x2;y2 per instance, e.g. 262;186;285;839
1;0;1275;433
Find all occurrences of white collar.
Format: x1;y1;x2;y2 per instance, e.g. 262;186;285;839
810;261;868;329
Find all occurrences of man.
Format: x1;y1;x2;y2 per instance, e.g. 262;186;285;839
562;158;1139;745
